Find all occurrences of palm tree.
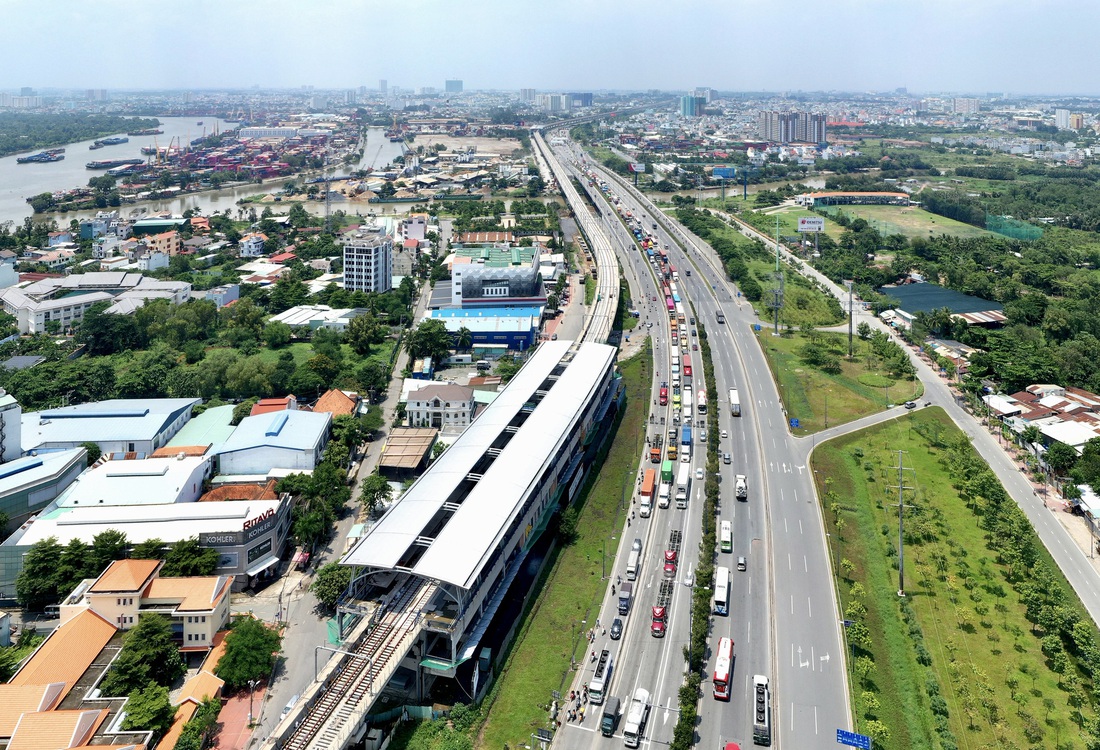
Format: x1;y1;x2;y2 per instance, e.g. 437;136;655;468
457;327;473;353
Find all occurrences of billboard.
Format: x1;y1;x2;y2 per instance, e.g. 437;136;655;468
798;217;825;233
629;163;646;173
712;167;737;179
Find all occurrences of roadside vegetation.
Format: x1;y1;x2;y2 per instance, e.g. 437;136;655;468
758;325;922;434
0;113;161;157
814;408;1100;749
388;344;650;750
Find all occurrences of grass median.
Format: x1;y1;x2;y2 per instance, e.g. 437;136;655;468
814;408;1100;748
475;343;651;749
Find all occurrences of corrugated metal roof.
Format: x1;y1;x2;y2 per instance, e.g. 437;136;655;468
216;410;331;455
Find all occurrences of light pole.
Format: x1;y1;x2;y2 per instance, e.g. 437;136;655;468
570;619;587;669
247;678;259;725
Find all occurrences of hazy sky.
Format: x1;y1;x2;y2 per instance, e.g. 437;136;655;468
1;0;1090;95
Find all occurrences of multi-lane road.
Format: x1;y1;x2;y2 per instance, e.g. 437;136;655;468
541;138;853;750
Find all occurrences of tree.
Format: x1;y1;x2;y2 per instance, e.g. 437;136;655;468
856;321;872;340
100;614;186;695
405;319;453;366
161;538;219;577
56;539;96;599
214;616;282;691
1046;441;1079;477
90;529;130;574
559;506;580;544
131;538;166;560
122;684;177;740
357;362;389;399
358;472;393;515
456;326;473;353
345;313;382;356
232;398;259;425
311;563;353;611
16;536;63;610
263;322;293;349
81;441;102;465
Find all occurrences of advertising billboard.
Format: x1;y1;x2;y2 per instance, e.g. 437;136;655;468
798;217;825;233
712;167;737;179
629;163;646;173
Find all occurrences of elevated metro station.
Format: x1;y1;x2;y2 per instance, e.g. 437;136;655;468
264;340;623;750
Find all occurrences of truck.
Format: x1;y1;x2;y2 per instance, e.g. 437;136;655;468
657;482;671;509
661;460;674;484
589;649;612;705
667;443;678;461
617;581;633;615
729;388;741;417
649;446;661;463
650;579;674;637
664;530;682;578
640;469;656;504
752;675;772;745
659;385;668;406
600;696;621;737
675;463;692;509
681;425;692;446
736;474;748;501
623;688;650;748
626;538;642;581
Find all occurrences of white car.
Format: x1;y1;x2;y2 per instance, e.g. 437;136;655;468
695;467;704;480
684;569;695;587
721;429;728;439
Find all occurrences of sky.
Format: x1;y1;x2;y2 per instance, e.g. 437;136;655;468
1;0;1092;95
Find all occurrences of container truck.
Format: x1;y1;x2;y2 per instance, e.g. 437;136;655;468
618;581;633;615
640;469;656;503
623;688;650;748
681;425;692;446
661;460;674;484
650;579;674;637
736;474;747;501
752;675;772;745
657;483;671;509
675;463;692;509
626;538;642;581
664;530;681;578
729;388;741;417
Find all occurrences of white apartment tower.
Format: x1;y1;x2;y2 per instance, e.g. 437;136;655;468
342;231;393;293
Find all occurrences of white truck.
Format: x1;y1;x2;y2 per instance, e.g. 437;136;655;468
675;463;692;509
623;687;651;748
639;493;652;518
657;483;671;509
735;474;747;501
626;538;642;581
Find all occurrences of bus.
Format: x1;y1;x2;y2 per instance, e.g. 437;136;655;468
720;521;732;553
713;637;733;700
697;391;707;415
729;388;741;417
714;566;730;615
666;297;675;313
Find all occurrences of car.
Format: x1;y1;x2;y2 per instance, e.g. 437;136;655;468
684;569;695;587
695;467;704;480
691;329;697;337
721;429;728;439
692;343;698;351
904;401;916;409
689;317;695;325
668;428;677;441
723;452;732;465
737;556;747;571
610;618;623;640
699;429;707;441
647;322;653;329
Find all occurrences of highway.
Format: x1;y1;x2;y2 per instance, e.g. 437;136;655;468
582;151;851;749
538;137;713;750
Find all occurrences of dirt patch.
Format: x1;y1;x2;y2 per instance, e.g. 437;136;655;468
410;134;523;156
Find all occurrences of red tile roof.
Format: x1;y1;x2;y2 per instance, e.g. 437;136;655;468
312;389;359;416
198;479;279;503
250;396;295;416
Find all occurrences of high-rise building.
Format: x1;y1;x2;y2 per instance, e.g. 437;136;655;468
344;90;358;105
1070;113;1085;130
1055;108;1071;130
953;97;981;115
693;87;714;103
342;231;393;293
536;94;571;113
520;88;536;102
86;89;108;101
680;94;698;117
379;79;388;94
758;112;827;143
19;87;34;97
569;92;593;107
445;79;463;93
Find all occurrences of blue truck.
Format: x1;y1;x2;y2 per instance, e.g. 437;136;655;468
681;426;692;446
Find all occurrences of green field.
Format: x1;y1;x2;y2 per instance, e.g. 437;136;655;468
757;329;922;434
817;203;990;240
814;409;1096;748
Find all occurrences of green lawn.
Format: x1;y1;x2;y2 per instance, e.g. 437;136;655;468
757;329;922;434
743;261;847;330
474;346;650;750
818;203;990;240
584;275;596;305
814;409;1093;749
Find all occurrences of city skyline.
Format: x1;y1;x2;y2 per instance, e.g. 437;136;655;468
1;0;1097;95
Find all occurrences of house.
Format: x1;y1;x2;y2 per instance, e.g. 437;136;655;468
59;559;231;651
406;384;477;429
250;395;298;416
239;232;269;258
216;410;332;475
47;231;73;246
145;230;181;257
189;216;211;234
312;388;361;416
269;251;298;264
198;283;239;308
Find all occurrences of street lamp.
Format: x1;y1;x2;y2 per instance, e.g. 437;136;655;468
570;619;587;669
247;679;259;725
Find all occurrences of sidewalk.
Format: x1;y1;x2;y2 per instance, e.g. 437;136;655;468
214;683;268;750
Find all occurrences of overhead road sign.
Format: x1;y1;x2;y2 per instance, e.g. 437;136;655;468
837;729;872;749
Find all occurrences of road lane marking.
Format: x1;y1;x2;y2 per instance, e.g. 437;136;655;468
804;556;808;572
787;554;791;571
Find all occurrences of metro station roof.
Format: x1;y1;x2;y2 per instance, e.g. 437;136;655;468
343;341;616;591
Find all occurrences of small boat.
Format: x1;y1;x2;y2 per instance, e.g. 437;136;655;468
196;121;203;125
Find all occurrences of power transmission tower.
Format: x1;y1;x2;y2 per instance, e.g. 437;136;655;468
769;216;784;334
888;450;916;596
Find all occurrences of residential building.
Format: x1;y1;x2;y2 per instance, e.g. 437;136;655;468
238;232;269;257
215;410;332;476
406;384;476;429
60;558;231;649
250;395;299;417
198;283;239;308
0;390;21;463
445;79;464;93
342;230;393;293
520;88;536;102
145;230;181;257
402;213;428;241
758;111;827;143
953;97;981;114
1056;108;1071;130
312;388;361;417
0;272;191;334
47;231;73;247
